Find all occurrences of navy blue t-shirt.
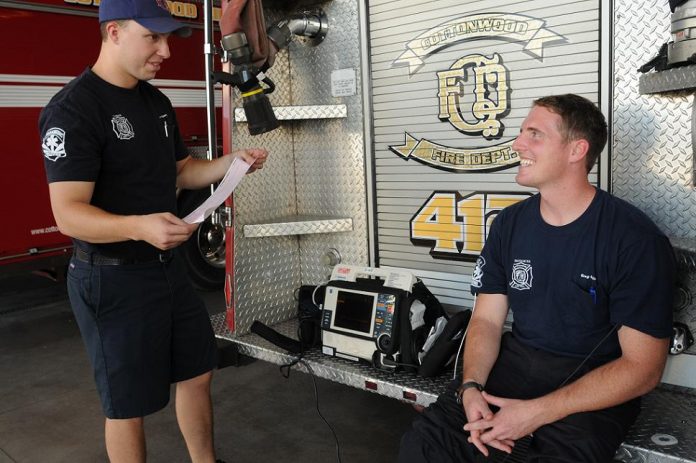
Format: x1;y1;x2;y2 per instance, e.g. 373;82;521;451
471;189;675;361
39;68;188;259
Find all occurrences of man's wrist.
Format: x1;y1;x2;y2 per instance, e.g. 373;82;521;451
124;215;143;242
460;381;484;392
455;380;485;404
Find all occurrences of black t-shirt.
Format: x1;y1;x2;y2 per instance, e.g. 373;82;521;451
471;189;675;361
39;68;188;259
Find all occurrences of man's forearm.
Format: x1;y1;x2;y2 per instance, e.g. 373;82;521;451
462;317;504;384
535;338;668;425
53;201;142;243
176;155;232;190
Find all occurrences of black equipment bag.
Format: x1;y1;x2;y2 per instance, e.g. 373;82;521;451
296;284;325;348
397;280;445;373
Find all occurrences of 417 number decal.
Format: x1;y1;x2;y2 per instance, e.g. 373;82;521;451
410;191;531;260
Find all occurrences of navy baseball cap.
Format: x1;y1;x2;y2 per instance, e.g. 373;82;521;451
99;0;192;38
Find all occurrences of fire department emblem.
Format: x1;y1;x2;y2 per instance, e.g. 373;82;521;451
42;127;67;162
471;256;485;288
437;53;509;139
509;260;533;291
391;53;519;172
390;14;566;173
111;115;135;140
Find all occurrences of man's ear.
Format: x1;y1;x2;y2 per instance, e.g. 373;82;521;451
104;21;123;44
570;139;590;165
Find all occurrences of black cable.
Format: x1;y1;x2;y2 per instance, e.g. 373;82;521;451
279;354;342;463
300;359;342;463
557;324;619;389
279;356;301;379
379;359;419;369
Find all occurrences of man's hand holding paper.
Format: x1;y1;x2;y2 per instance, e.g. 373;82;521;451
183;149;267;224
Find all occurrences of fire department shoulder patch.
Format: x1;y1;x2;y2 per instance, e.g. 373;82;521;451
42;127;67;162
111;114;135;140
471;256;485;288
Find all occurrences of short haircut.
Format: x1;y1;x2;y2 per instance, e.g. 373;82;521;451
533;94;608;173
99;19;129;41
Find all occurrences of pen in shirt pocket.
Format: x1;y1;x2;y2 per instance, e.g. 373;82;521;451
589;286;597;304
159;114;169;137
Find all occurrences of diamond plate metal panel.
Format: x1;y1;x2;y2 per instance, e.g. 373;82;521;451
617;386;696;462
640;66;696;94
614;0;695;237
234;104;347;121
232;120;301;334
288;0;370;289
616;446;695;463
243;216;353;238
211;314;446;406
228;0;369;334
614;0;696;362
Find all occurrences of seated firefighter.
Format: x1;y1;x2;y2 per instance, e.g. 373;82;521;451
399;94;675;463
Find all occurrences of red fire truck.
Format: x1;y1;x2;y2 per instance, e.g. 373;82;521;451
0;0;225;288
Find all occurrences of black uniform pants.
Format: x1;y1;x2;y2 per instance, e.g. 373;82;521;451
399;333;640;463
67;252;218;419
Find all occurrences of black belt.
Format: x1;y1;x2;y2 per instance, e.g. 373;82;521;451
74;247;173;266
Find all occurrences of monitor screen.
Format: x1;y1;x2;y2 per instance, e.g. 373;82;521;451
333;290;375;334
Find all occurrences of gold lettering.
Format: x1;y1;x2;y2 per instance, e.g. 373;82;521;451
416;145;518;170
452;18;529;37
437;68;464;120
476;18;492;30
165;1;198;19
63;1;201;20
411;194;463;253
437;53;508;138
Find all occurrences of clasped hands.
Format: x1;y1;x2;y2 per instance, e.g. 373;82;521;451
461;389;546;457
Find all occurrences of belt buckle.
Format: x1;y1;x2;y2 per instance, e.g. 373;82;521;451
158;250;172;263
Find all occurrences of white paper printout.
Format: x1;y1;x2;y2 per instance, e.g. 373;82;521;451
183;157;251;224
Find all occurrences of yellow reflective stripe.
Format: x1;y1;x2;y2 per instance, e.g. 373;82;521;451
241;88;263;97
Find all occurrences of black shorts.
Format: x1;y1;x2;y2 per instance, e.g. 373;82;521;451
67;252;218;419
399;332;640;463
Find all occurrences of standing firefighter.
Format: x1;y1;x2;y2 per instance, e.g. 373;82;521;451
39;0;267;461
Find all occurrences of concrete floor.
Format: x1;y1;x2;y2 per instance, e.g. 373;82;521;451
0;272;418;463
